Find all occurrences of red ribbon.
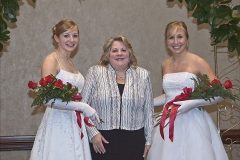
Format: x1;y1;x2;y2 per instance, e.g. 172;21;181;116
76;111;94;139
159;87;192;141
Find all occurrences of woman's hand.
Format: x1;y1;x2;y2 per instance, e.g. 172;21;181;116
143;145;151;159
91;133;109;154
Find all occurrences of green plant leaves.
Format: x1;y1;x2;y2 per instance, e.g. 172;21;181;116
0;0;36;52
185;0;197;11
215;5;232;19
192;5;211;24
1;0;19;23
0;16;10;50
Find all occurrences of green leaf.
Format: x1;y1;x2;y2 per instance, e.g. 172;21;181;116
0;34;10;41
215;5;232;18
0;42;3;51
211;24;230;44
0;17;10;42
218;0;232;5
229;19;240;26
228;35;238;52
197;0;214;6
0;17;8;31
185;0;197;11
1;0;19;23
232;4;240;11
192;6;210;24
235;41;240;57
232;5;240;19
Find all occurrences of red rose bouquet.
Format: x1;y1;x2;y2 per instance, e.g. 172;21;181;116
28;74;94;138
28;74;81;107
188;74;239;102
155;73;240;141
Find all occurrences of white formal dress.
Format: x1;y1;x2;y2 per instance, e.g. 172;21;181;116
30;70;92;160
147;72;228;160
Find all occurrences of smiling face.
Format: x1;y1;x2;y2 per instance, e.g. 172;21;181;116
165;21;189;56
109;41;130;71
166;27;188;55
54;26;79;53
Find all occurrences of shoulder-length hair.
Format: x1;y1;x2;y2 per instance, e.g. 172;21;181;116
99;35;137;68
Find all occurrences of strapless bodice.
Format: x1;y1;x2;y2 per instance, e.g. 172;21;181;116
163;72;196;102
56;69;85;91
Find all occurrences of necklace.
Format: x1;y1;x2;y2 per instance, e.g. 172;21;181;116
55;51;76;72
117;75;125;80
116;71;126;81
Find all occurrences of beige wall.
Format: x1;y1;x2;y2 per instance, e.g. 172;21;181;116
0;0;239;159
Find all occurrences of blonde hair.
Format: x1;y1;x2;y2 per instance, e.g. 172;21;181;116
52;19;79;48
165;21;189;40
99;35;137;68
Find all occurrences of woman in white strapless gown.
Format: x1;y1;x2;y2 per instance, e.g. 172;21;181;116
147;21;228;160
30;70;93;160
147;72;228;160
30;19;98;160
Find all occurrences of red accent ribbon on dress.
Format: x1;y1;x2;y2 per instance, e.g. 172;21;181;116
76;111;94;139
159;87;192;141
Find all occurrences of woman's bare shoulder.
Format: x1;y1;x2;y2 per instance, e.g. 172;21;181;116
41;52;58;77
43;52;57;62
161;57;171;74
189;52;215;78
162;57;171;67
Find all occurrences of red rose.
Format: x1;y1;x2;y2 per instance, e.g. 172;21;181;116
39;78;47;86
183;87;192;95
72;93;82;101
224;80;233;89
44;75;54;84
210;79;222;86
175;87;192;100
28;81;38;89
54;79;64;88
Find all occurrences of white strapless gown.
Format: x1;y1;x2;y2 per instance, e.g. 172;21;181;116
30;70;92;160
147;72;228;160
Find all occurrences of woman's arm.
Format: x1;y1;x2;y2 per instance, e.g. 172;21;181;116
154;94;166;107
194;54;217;81
82;66;109;154
143;72;154;145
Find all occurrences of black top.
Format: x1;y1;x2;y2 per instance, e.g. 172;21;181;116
117;83;125;97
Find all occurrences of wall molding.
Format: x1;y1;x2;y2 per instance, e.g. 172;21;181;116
0;130;239;151
0;135;34;151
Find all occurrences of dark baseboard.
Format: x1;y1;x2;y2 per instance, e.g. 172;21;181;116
0;129;239;151
0;135;35;151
